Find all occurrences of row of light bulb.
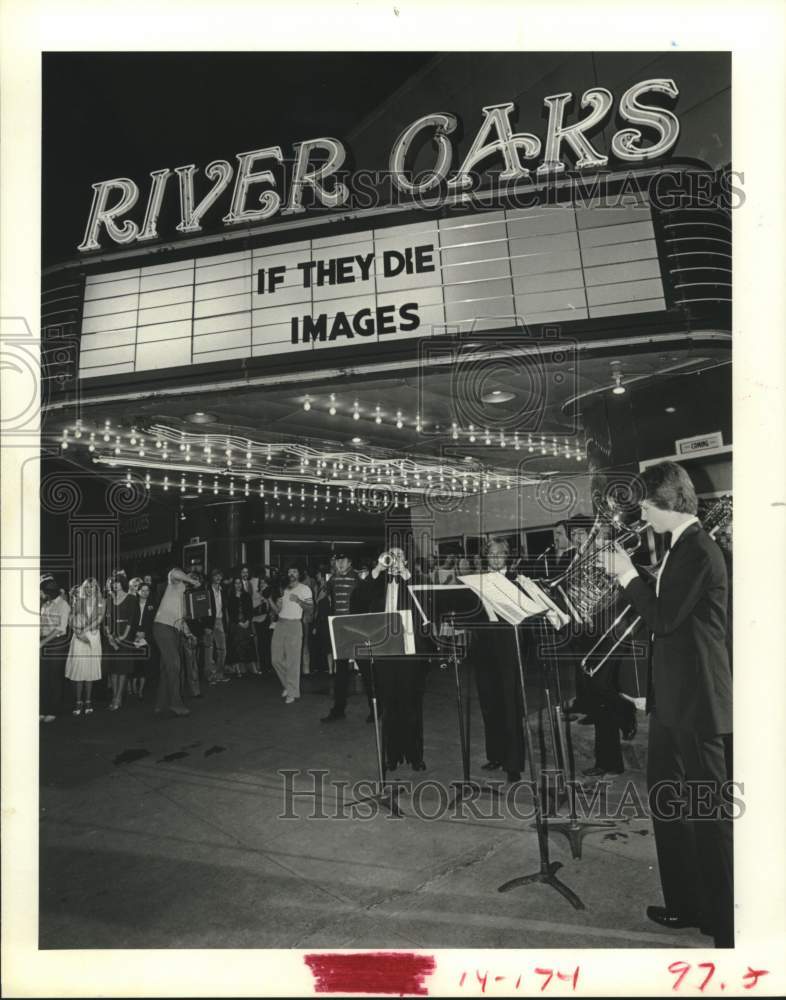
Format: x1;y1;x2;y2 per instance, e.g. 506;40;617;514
62;419;585;465
129;469;414;508
302;396;586;457
62;422;519;490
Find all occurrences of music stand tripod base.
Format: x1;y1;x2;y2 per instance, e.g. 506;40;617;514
498;860;585;910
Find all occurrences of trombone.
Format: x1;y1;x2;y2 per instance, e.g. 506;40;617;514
581;501;731;675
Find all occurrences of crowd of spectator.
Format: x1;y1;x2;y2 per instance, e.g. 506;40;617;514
38;560;355;721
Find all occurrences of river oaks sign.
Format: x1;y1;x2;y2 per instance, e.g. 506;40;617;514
78;80;680;252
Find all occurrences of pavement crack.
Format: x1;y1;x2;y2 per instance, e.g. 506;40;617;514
364;834;508;914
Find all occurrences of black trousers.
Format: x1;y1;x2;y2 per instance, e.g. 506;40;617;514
40;642;67;715
647;714;734;948
472;628;525;773
331;658;351;715
585;660;635;772
375;658;424;767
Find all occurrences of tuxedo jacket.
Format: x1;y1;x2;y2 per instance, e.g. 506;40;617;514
354;569;418;614
623;523;731;736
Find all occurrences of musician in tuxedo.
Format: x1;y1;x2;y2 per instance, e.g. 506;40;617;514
353;547;428;771
465;538;526;782
600;460;733;949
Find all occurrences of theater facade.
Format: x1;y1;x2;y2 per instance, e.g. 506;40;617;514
40;52;732;584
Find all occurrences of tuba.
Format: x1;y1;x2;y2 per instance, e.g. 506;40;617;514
545;512;649;627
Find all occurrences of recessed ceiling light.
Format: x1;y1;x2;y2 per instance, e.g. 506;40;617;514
665;406;676;413
186;411;218;424
482;389;515;404
350;437;363;445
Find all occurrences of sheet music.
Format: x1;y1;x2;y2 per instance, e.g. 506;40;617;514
407;584;498;627
516;576;571;630
457;572;545;626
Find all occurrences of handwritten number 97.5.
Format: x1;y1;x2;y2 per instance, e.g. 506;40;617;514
669;962;770;992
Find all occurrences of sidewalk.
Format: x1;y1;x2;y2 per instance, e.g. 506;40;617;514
39;667;707;950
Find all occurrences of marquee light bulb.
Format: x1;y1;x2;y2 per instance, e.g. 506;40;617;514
303;395;312;411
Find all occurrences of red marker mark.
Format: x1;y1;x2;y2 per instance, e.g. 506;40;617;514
305;952;436;996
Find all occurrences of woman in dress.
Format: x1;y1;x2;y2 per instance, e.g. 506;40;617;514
312;567;333;674
65;578;105;716
103;572;139;710
226;577;255;676
39;575;70;722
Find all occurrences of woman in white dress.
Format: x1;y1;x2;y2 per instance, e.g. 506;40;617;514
64;578;105;716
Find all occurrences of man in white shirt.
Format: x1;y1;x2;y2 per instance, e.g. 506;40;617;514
271;565;313;703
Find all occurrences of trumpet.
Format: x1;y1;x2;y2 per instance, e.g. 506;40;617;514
378;551;395;568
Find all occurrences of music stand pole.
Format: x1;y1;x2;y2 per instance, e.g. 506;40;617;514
498;621;584;910
446;617;500;808
348;640;404;818
542;626;617;859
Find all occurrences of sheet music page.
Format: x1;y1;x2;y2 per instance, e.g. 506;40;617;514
458;572;544;625
516;576;570;629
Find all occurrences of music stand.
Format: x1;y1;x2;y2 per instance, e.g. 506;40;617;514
457;573;584;909
527;581;619;859
329;611;416;818
408;584;501;807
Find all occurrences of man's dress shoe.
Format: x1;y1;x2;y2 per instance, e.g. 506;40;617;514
646;905;713;937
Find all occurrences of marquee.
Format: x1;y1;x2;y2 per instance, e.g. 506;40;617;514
79;200;666;379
